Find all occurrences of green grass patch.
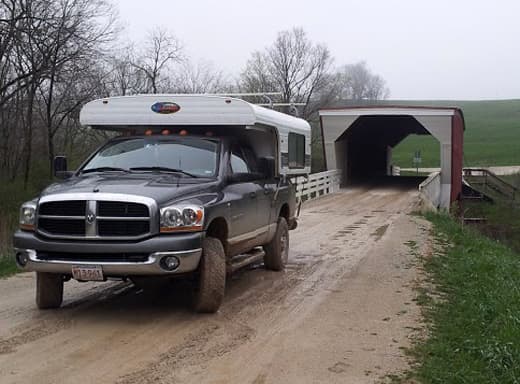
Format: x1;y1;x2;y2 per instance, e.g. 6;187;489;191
501;173;520;189
409;213;520;383
0;252;18;278
462;200;520;254
388;99;520;168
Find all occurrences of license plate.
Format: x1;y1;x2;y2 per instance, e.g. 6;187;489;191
72;265;104;281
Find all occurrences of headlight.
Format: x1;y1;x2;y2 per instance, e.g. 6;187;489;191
160;203;204;233
20;201;37;231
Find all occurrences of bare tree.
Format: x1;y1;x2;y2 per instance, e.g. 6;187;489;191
240;27;332;119
0;0;51;107
132;28;183;94
36;0;117;175
0;0;55;186
335;62;390;101
169;60;229;94
108;47;147;96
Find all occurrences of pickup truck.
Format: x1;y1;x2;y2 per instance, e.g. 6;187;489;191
13;95;311;313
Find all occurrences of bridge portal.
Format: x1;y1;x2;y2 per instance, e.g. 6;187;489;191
319;106;465;209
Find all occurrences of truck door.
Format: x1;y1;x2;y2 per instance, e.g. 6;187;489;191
225;144;263;244
242;147;274;229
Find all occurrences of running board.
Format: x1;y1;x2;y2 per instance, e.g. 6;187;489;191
227;248;265;274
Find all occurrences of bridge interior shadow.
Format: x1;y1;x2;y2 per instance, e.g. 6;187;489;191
346;175;428;191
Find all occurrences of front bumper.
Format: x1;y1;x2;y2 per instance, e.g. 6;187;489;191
13;230;204;277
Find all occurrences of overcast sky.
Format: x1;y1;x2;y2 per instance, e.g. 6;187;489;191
115;0;520;100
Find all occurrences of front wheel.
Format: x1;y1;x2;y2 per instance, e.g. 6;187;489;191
193;237;226;313
36;272;63;309
263;217;289;271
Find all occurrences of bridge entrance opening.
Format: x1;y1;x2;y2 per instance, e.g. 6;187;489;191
334;115;435;184
319;107;465;209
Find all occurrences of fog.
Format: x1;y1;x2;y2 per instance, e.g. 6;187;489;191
116;0;520;100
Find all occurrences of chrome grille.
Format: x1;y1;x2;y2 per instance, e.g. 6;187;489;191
36;194;156;240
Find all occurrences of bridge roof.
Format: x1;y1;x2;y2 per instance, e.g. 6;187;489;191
319;105;465;127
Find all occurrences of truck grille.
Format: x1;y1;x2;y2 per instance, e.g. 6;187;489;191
37;251;149;263
98;220;149;236
37;199;153;240
38;218;85;236
98;202;149;217
39;200;86;216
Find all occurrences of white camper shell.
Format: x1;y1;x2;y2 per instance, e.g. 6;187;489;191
79;94;311;176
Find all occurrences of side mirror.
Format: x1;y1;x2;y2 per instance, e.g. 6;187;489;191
53;156;72;179
258;156;276;179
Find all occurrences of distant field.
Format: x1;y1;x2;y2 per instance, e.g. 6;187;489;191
388;100;520;168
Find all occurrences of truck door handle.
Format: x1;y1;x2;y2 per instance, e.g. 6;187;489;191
249;192;257;199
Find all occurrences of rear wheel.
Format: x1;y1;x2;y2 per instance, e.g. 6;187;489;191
263;217;289;271
193;237;226;313
36;272;63;309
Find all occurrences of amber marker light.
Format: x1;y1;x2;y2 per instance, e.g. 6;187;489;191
145;129;153;136
161;129;171;135
179;129;188;136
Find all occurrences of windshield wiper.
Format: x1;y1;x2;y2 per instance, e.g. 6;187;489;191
81;166;130;174
129;166;197;178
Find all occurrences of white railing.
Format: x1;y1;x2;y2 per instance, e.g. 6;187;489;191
418;171;441;210
294;169;342;202
391;165;401;176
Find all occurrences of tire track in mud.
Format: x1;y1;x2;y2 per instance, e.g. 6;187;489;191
117;321;255;384
115;189;418;384
0;282;132;355
0;186;423;384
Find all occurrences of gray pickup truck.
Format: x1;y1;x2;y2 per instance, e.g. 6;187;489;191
13;95;311;313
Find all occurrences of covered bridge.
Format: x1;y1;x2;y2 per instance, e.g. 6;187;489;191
318;106;465;209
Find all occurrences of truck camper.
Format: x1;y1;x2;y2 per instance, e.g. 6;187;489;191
14;94;311;313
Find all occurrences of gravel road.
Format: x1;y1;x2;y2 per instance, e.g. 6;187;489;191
0;184;431;383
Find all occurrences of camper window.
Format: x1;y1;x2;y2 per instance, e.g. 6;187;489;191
288;133;305;169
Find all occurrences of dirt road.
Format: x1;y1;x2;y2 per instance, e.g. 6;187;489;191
0;186;431;384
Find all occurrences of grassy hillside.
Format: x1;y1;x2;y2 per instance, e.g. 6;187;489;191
407;213;520;383
387;100;520;168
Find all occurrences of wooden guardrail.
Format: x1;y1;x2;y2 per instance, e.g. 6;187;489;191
294;170;342;202
463;168;518;203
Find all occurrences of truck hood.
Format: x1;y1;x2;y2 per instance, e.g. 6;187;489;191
40;174;219;206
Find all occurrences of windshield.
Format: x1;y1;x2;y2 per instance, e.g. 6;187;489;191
81;137;219;177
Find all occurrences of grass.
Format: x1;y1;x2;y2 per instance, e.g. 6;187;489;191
0;256;18;278
387;99;520;168
407;213;520;383
460;172;520;253
502;173;520;189
461;202;520;254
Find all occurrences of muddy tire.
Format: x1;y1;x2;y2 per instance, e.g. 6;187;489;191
263;217;289;271
193;237;226;313
36;272;63;309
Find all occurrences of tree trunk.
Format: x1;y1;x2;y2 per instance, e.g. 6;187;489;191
48;133;55;177
23;84;36;190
